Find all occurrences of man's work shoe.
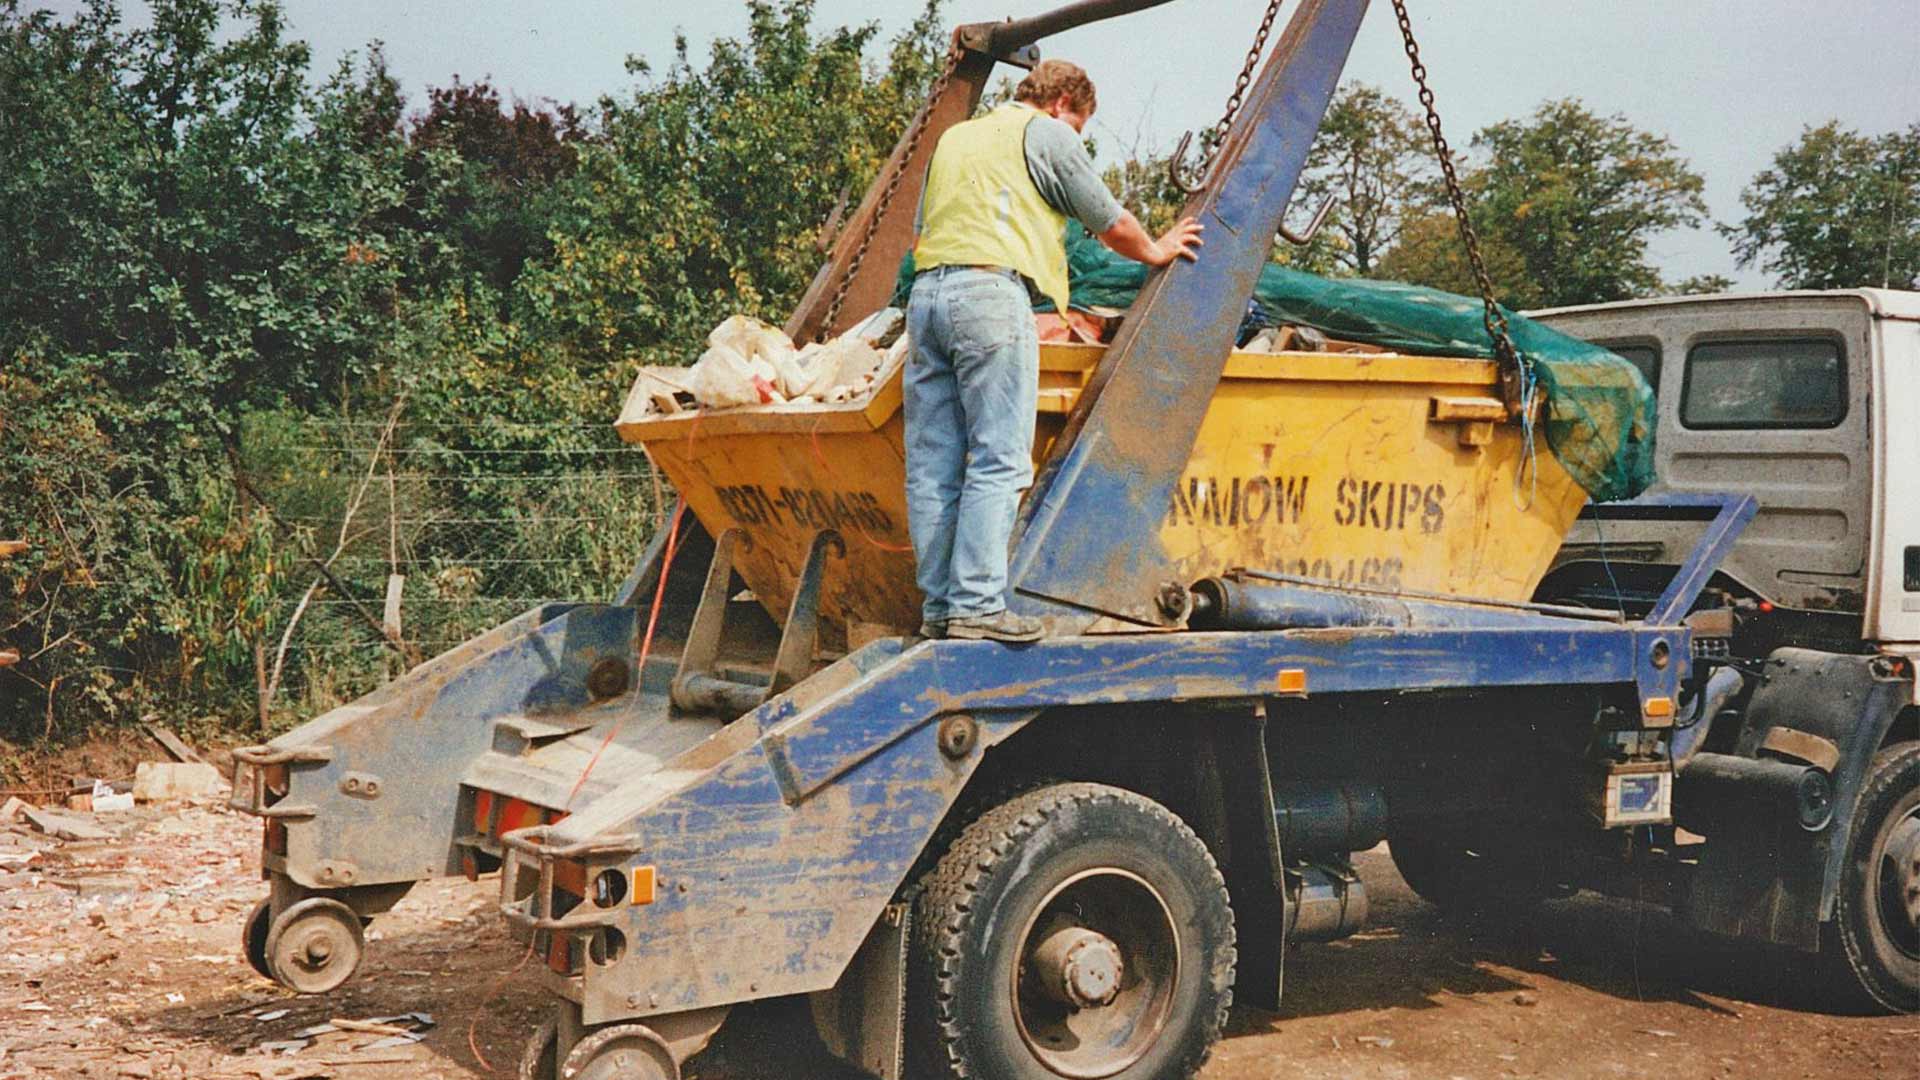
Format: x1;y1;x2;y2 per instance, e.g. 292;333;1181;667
946;610;1044;643
918;619;947;639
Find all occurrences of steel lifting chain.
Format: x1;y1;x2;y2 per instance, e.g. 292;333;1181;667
1389;0;1527;402
1171;0;1286;193
818;46;963;341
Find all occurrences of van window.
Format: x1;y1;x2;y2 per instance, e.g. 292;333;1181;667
1681;338;1845;429
1601;343;1660;392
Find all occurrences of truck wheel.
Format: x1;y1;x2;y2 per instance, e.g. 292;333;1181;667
263;896;365;994
241;898;273;980
1824;743;1920;1012
1387;821;1556;915
907;782;1235;1080
518;1016;560;1080
559;1024;676;1080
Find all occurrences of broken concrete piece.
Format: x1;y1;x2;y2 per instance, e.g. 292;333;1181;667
23;805;112;841
2;795;35;823
91;780;133;813
49;875;140;898
133;762;226;804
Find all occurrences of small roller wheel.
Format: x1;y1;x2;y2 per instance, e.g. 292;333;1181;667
517;1016;560;1080
560;1023;676;1080
264;897;365;994
241;898;273;980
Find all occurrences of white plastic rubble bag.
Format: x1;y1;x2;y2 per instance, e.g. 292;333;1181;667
778;341;838;402
688;344;762;409
814;337;884;401
708;315;796;367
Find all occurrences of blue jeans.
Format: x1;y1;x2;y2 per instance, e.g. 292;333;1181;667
903;267;1039;623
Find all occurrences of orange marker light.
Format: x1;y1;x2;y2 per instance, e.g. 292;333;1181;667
632;865;658;906
1643;697;1675;719
1275;669;1308;696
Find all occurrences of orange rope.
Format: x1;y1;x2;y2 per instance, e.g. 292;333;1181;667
565;501;687;808
467;937;538;1074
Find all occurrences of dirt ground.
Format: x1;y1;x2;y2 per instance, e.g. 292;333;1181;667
2;797;1915;1080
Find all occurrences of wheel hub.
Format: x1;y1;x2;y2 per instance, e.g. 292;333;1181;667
263;897;364;995
298;932;333;965
1012;867;1180;1079
1882;813;1920;942
560;1024;676;1080
1032;926;1125;1009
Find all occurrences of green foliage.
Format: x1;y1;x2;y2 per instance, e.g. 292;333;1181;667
1295;83;1437;277
1376;209;1542;310
1667;273;1735;297
515;0;946;368
1374;98;1706;308
1465;99;1708;306
1;0;945;748
1725;121;1920;290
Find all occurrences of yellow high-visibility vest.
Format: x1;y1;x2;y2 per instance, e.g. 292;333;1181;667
914;103;1071;315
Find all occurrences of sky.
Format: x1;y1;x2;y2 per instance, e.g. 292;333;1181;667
44;1;1920;289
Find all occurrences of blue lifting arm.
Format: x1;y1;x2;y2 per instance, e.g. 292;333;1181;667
1008;0;1372;628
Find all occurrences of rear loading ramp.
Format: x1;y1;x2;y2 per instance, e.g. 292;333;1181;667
235;601;666;891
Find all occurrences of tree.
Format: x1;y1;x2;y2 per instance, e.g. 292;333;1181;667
406;78;583;296
1465;99;1707;307
1667;273;1734;296
1725;121;1920;290
514;0;947;367
1295;83;1436;277
1376;209;1542;310
0;0;434;737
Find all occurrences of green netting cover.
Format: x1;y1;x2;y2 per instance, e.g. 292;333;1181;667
894;224;1656;502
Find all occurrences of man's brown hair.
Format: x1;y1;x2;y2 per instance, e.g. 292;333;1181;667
1014;59;1096;117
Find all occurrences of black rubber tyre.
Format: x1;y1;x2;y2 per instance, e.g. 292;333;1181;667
518;1017;560;1080
1823;742;1920;1013
1387;819;1558;915
241;898;273;980
906;782;1235;1080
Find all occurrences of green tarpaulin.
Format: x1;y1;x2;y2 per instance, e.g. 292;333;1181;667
896;224;1656;502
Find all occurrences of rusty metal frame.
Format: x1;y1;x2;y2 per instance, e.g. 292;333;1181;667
498;825;645;934
769;530;846;697
671;529;844;715
230;744;332;821
670;529;745;711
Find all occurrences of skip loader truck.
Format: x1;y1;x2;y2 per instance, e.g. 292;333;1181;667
225;1;1920;1077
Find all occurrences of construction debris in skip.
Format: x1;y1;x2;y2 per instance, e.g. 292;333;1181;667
623;309;907;416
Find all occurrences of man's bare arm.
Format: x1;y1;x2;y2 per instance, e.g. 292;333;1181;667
1097;211;1205;268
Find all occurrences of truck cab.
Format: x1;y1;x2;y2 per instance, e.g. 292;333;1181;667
1534;291;1919;1011
1534;289;1920;660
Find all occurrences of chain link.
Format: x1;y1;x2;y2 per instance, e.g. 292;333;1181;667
1389;0;1525;398
1169;0;1285;193
1200;0;1286;179
818;47;963;341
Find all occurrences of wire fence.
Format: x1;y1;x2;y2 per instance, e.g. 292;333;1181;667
246;415;664;722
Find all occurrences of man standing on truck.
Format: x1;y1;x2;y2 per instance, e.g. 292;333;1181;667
907;58;1204;641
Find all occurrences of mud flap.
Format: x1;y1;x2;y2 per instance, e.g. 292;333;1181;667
810;902;911;1080
1683;648;1910;949
1216;711;1287;1010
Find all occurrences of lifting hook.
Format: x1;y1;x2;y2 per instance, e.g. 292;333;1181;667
1167;129;1208;196
1279;195;1334;246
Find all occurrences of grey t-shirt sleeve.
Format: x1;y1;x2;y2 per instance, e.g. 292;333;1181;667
1023;115;1125;234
